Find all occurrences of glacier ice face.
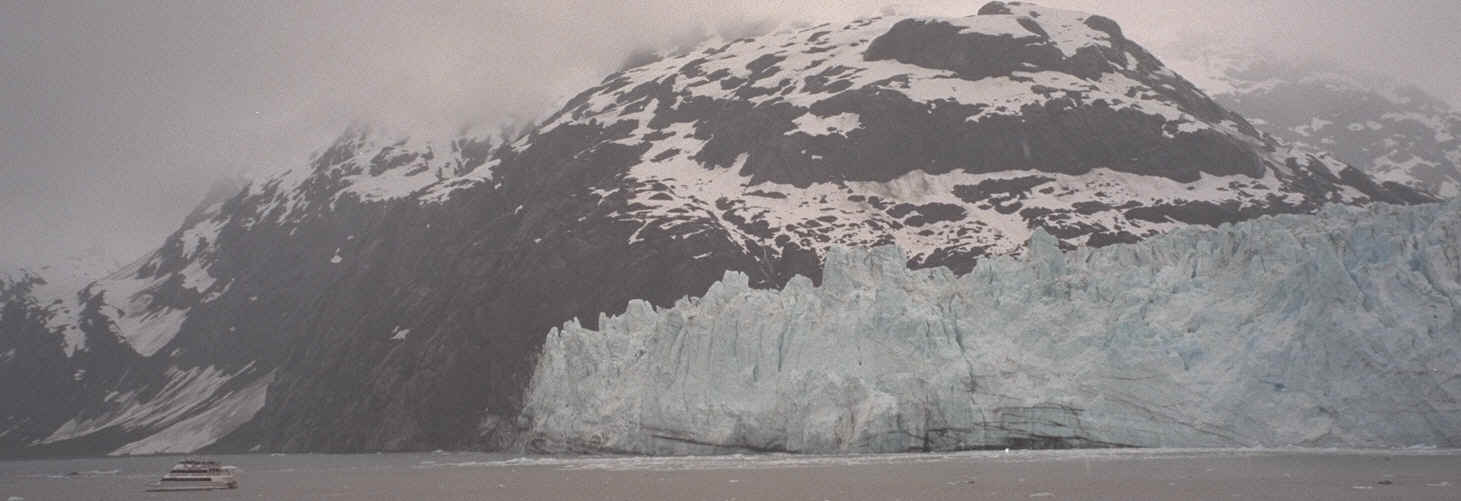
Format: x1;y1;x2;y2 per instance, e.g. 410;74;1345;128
520;200;1461;454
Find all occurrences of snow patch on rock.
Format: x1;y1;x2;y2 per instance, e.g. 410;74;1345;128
112;371;275;455
44;364;261;446
787;112;862;136
390;326;411;341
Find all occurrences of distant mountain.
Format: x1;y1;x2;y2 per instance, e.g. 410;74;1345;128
1;246;125;358
1163;42;1461;198
2;129;501;455
0;1;1433;457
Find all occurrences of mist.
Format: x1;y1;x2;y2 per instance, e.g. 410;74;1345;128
3;0;1458;272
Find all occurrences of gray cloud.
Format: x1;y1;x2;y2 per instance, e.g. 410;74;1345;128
2;0;1458;270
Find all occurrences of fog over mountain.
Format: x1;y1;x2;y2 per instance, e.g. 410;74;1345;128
2;0;1458;270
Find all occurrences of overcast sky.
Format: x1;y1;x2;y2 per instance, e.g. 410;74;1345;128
2;0;1458;272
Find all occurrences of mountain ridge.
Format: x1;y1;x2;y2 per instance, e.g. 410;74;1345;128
1161;42;1461;198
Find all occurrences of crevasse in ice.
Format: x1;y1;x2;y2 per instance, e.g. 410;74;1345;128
521;200;1461;454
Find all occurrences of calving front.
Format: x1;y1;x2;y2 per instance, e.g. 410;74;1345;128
520;200;1461;454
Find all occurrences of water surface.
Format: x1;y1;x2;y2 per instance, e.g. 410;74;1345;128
3;448;1458;500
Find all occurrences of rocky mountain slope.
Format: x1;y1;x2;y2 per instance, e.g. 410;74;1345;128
0;1;1437;456
1163;44;1461;198
523;199;1461;454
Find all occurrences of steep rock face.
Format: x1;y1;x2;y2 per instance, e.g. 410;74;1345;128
0;2;1434;456
1;130;504;456
521;200;1461;454
0;274;88;448
1;248;161;453
1163;45;1461;198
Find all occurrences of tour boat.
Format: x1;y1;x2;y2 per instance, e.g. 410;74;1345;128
145;458;238;491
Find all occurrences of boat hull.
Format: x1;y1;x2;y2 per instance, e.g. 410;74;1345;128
146;481;237;491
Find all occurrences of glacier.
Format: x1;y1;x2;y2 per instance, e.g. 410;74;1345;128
520;200;1461;454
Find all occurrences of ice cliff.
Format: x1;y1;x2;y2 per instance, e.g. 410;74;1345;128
520;200;1461;454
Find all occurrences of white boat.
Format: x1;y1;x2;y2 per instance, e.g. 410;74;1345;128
145;458;238;492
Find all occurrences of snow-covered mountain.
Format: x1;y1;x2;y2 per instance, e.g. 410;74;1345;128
0;1;1439;456
1162;43;1461;198
1;128;503;455
1;246;126;357
523;198;1461;453
537;1;1428;271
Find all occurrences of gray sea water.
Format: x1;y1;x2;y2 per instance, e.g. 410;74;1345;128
2;448;1458;500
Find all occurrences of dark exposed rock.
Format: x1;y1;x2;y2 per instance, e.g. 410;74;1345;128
953;176;1055;203
977;1;1013;15
1125;201;1264;227
1084;230;1143;247
866;19;1062;82
889;202;967;227
1082;15;1123;40
745;54;786;83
